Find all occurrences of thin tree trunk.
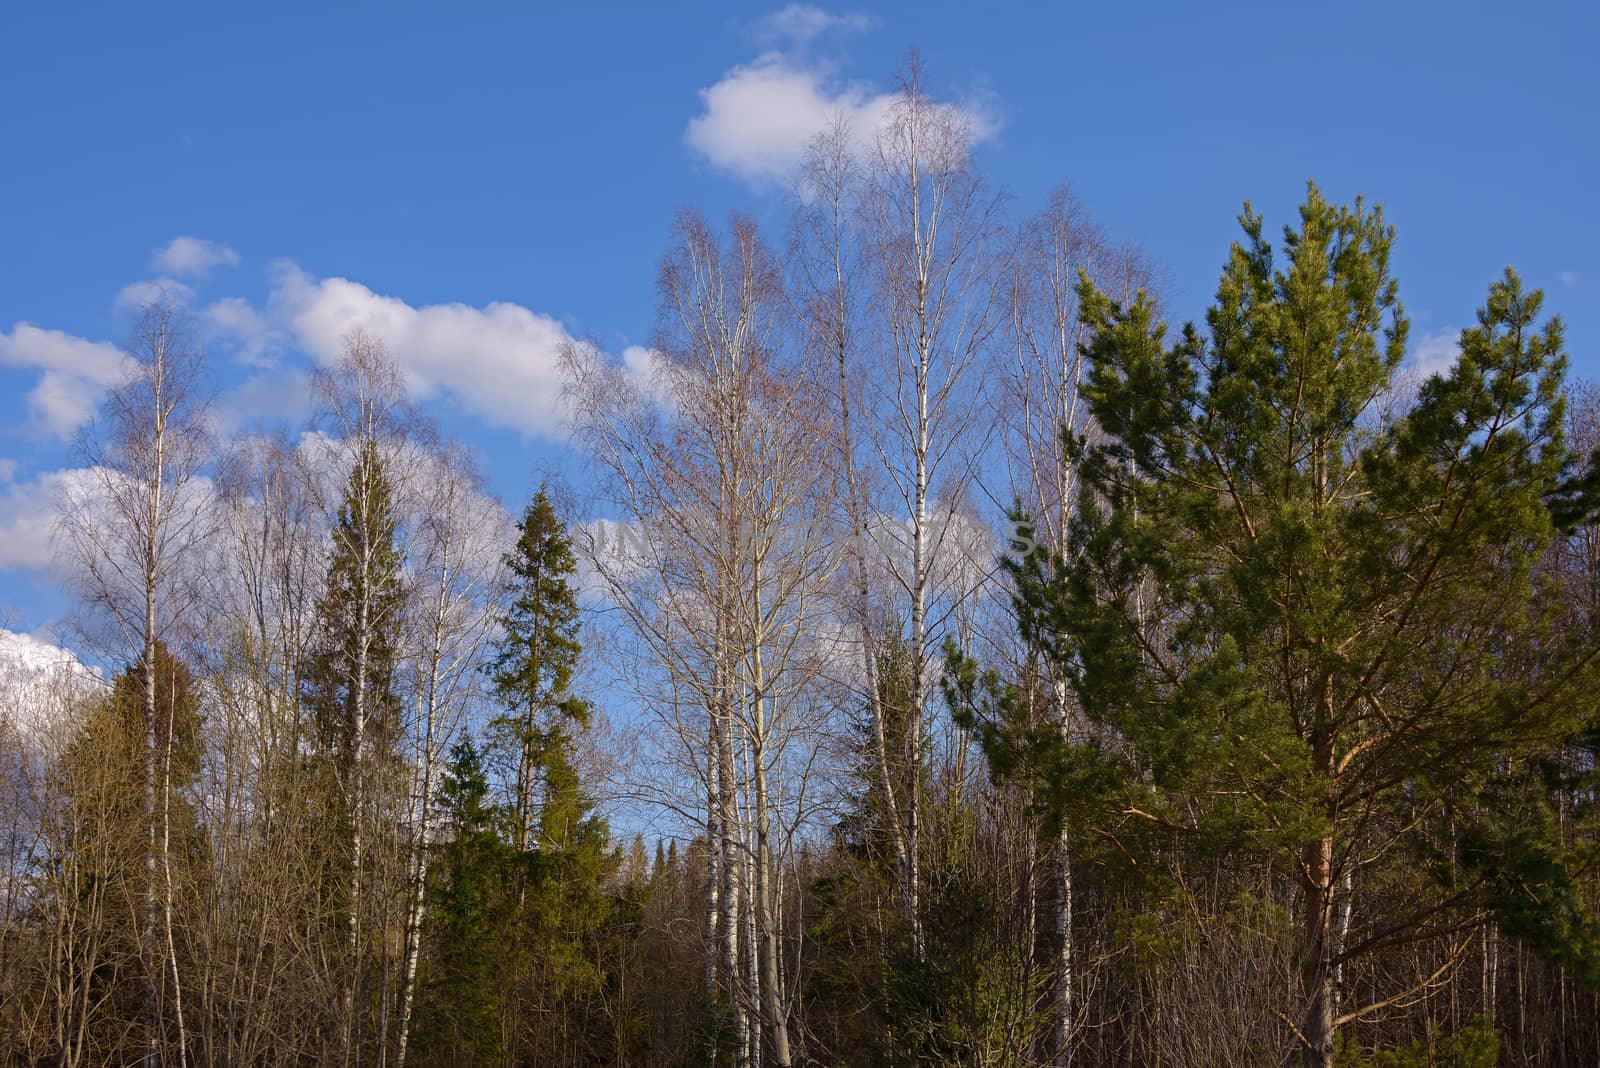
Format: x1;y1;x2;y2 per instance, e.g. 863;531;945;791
160;670;189;1068
396;560;449;1068
346;515;373;1068
144;568;161;1067
715;657;747;1064
749;650;791;1065
1301;707;1337;1068
1047;678;1074;1066
704;727;721;1065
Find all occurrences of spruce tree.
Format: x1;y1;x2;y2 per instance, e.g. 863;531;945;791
489;486;590;854
412;739;513;1065
994;185;1600;1066
302;435;405;1059
488;487;621;1063
56;645;205;1063
304;438;405;770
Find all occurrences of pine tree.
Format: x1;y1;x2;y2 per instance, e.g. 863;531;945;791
997;185;1600;1066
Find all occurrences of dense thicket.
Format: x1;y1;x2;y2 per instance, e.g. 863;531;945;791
2;63;1598;1068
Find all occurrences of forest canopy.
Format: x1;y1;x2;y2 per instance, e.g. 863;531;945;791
2;72;1598;1068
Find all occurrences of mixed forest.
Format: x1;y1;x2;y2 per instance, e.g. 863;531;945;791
2;65;1600;1068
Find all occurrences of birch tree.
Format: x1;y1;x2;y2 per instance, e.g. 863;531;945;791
203;430;335;1061
303;333;414;1067
857;60;1005;959
566;209;834;1065
394;443;503;1068
61;298;215;1067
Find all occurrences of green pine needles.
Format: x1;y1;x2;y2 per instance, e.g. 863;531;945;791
964;184;1600;1066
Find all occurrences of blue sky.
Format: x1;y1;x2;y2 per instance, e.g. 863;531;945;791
2;0;1596;638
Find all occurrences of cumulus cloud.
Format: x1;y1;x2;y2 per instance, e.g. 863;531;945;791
200;296;280;366
0;627;105;743
269;261;574;438
0;323;132;438
115;277;196;310
0;628;98;680
753;4;875;46
686;12;996;184
619;344;674;408
0;466;82;573
152;236;239;277
687;56;894;182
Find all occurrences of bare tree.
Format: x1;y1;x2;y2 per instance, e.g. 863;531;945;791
856;58;1006;959
61;298;215;1067
202;429;336;1061
792;117;913;961
393;442;505;1068
567;209;837;1065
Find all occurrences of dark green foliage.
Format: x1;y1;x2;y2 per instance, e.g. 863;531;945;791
412;739;514;1066
1337;1017;1498;1068
957;183;1600;1059
410;729;633;1067
1454;769;1600;988
490;487;591;853
491;487;583;715
877;872;1044;1066
303;437;405;766
410;488;632;1065
836;636;922;867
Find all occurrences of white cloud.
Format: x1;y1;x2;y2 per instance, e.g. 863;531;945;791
13;464;222;631
687;56;892;183
686;49;996;184
753;4;874;46
0;627;105;743
152;236;239;277
0;628;97;680
0;323;132;438
1409;328;1461;379
115;277;196;310
0;459;16;484
0;467;81;573
26;372;105;440
1559;270;1578;289
0;324;128;387
269;261;574;438
200;296;279;365
620;344;674;407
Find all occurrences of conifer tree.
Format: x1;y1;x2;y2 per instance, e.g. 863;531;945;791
305;438;405;769
412;738;512;1066
489;487;590;855
302;435;405;1060
487;487;621;1064
52;645;205;1064
994;186;1600;1066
